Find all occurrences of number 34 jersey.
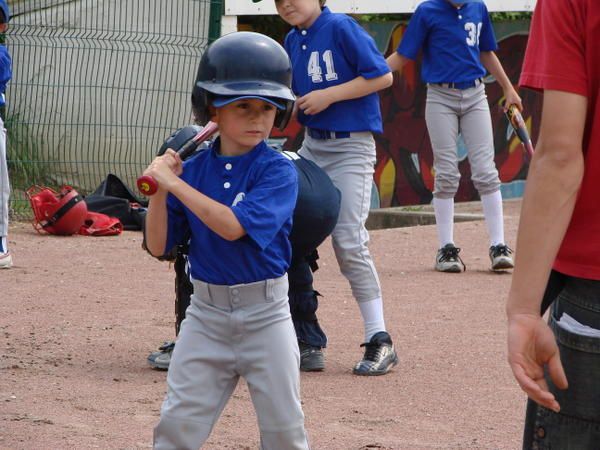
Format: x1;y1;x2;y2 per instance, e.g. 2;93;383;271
283;6;390;134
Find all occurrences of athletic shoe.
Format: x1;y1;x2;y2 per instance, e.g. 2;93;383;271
352;331;399;376
147;341;175;370
0;251;12;269
299;342;325;372
435;243;466;273
489;244;514;271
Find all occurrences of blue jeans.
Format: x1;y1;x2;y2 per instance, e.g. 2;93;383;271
523;275;600;449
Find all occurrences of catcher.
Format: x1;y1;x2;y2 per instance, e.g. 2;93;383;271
146;127;340;373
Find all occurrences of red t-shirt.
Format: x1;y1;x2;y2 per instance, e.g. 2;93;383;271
519;0;600;280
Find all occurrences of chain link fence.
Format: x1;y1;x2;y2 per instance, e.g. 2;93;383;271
6;0;215;218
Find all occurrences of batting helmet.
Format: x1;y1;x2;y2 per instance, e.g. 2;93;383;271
191;32;295;130
27;185;88;235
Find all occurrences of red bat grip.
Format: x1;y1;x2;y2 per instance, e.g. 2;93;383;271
137;122;219;196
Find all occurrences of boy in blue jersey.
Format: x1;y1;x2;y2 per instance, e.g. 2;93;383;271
387;0;522;273
0;0;11;269
144;32;310;450
270;0;398;376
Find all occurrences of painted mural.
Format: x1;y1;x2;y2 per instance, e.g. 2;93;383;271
271;19;542;208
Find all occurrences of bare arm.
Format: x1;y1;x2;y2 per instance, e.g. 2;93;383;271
297;72;393;116
144;190;170;257
506;90;587;411
480;51;522;110
386;52;411;74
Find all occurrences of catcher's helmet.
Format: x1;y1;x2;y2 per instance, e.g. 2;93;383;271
191;32;295;130
27;185;88;235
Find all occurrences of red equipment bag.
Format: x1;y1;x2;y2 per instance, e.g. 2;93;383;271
79;211;123;236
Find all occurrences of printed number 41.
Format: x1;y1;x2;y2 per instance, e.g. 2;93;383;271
465;22;482;47
308;50;338;83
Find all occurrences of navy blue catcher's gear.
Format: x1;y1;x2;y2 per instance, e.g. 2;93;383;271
191;32;295;130
157;125;204;157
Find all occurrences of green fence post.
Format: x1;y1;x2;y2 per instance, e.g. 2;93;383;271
209;0;224;43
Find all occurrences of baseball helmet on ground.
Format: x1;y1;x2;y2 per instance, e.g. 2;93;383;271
191;31;295;130
27;185;88;235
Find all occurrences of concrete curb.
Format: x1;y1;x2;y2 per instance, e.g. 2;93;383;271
366;208;484;230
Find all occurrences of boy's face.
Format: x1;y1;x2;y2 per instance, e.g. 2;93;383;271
212;99;278;153
275;0;322;29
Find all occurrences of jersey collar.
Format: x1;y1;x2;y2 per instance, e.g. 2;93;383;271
297;6;332;35
210;137;268;161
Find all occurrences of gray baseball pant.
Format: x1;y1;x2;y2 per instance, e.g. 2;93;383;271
425;83;501;199
153;274;310;450
298;132;382;303
0;117;9;238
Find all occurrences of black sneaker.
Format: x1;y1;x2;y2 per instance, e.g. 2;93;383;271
489;244;514;271
435;243;466;273
352;331;398;376
147;341;175;370
299;342;325;372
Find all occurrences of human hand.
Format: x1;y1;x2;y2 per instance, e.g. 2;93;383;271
503;88;523;112
507;312;568;412
142;149;183;192
297;89;335;115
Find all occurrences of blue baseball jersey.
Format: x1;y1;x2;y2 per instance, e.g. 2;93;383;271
284;7;390;133
164;139;299;285
397;0;498;84
0;46;11;106
0;0;10;107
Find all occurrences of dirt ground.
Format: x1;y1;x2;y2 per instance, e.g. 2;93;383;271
1;200;528;450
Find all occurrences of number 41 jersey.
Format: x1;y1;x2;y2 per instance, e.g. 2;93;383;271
283;6;390;134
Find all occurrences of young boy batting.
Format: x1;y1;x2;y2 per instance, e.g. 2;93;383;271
260;0;398;376
387;0;522;273
144;32;310;449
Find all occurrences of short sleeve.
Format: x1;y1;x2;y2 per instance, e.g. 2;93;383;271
0;46;11;94
519;0;587;96
337;18;390;79
232;158;298;251
478;5;498;52
397;6;428;60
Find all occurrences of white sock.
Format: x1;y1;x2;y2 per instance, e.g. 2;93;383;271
0;236;6;253
481;191;505;247
433;197;454;247
358;297;386;342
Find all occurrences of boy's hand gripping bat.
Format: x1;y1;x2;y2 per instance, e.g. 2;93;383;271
137;121;219;196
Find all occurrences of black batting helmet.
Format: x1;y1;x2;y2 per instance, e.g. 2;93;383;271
191;32;295;130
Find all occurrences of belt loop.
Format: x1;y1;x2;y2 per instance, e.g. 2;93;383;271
265;278;274;303
206;283;216;306
193;280;213;305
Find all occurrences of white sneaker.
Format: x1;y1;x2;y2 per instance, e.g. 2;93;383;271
435;244;466;273
489;244;514;271
0;251;12;269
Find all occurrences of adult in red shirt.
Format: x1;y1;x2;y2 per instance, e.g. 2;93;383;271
506;0;600;447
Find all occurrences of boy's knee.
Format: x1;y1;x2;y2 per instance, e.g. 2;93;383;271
153;414;212;450
472;171;500;195
433;173;460;198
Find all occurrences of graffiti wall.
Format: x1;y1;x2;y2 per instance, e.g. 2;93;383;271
270;19;542;207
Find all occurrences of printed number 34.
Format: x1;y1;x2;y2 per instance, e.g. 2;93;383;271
465;22;482;47
308;50;338;83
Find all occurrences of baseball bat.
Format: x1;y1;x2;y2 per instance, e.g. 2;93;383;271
137;121;219;196
505;104;534;159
